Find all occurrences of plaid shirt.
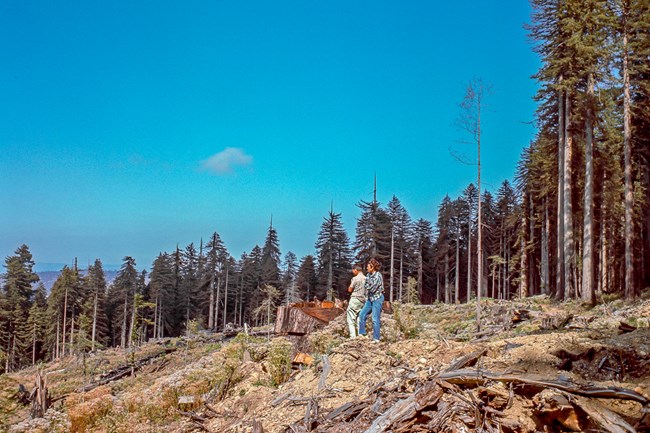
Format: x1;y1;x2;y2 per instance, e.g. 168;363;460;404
364;271;384;302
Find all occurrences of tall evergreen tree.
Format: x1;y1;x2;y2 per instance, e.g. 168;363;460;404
315;208;352;299
149;253;175;338
387;196;415;302
282;251;299;304
295;255;318;301
84;259;109;350
46;266;82;359
1;245;39;371
26;283;47;365
414;219;435;303
260;221;281;289
107;257;138;348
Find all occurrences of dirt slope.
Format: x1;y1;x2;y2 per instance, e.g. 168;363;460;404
2;293;649;433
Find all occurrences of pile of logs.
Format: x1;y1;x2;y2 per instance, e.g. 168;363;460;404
278;350;650;433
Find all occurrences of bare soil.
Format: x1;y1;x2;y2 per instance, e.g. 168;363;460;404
2;293;649;433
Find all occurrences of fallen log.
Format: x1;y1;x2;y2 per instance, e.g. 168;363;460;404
363;380;444;433
437;368;649;405
318;355;331;391
572;395;636;433
441;348;487;373
77;347;177;393
176;409;212;432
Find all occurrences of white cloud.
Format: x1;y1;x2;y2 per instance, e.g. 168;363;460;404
200;147;253;175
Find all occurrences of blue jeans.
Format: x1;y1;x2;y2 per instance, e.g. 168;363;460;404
358;294;384;341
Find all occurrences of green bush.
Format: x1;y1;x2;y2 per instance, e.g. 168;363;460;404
266;338;293;387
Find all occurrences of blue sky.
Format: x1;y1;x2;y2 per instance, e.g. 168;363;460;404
0;1;539;271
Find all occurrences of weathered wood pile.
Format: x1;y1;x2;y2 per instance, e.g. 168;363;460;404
278;350;650;433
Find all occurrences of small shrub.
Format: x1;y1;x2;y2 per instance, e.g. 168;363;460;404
266;338;293;387
309;329;344;354
392;303;422;339
66;387;114;433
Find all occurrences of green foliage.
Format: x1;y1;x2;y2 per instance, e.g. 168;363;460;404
308;328;344;355
404;277;420;305
266;338;293;387
315;209;352;299
392;302;422;339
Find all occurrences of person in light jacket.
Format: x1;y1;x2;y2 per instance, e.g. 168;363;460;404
346;264;366;338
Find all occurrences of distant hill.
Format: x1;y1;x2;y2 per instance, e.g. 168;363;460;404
36;269;119;292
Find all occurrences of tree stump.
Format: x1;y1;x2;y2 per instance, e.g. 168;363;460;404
30;372;49;418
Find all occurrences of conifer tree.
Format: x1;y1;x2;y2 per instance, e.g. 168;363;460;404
261;221;281;290
149;253;175;338
282;251;299;304
27;283;47;365
315;208;352;299
107;257;138;348
295;255;318;301
413;219;435;303
354;199;391;268
0;245;39;371
205;232;227;330
46;266;81;359
387;196;414;302
84;259;109;350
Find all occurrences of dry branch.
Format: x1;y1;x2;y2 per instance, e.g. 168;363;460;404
437;368;649;405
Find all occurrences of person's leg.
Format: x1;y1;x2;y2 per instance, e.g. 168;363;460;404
358;300;371;336
346;298;363;338
371;295;384;341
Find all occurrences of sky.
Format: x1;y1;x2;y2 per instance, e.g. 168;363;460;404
0;1;540;272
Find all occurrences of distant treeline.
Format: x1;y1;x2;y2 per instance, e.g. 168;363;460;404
2;0;650;373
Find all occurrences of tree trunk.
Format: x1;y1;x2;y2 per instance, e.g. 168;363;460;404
623;21;635;299
160;298;165;338
520;199;528;298
582;72;595;304
563;91;575;299
529;193;536;295
91;287;98;351
214;275;221;331
498;233;503;299
55;313;60;360
62;287;68;357
121;291;128;348
541;199;550;295
239;275;244;326
390;228;394;302
128;291;136;348
476;96;483;331
399;249;404;301
417;251;423;301
208;274;215;330
455;237;460;304
70;313;75;355
444;252;450;304
557;81;566;300
223;265;229;329
467;205;472;303
32;322;36;366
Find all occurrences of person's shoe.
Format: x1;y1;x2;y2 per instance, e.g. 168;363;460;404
371;339;380;344
358;334;368;339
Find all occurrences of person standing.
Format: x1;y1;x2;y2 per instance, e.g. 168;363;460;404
358;258;384;342
346;264;366;338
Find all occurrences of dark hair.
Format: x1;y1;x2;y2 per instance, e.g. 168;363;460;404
368;258;381;271
352;264;363;272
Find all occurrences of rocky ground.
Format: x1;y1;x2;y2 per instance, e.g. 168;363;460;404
2;292;649;433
